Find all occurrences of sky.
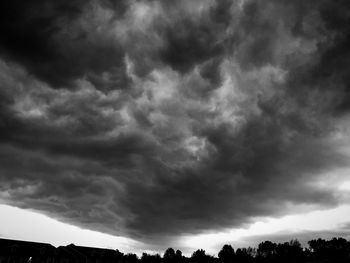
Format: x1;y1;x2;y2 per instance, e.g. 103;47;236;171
0;0;350;256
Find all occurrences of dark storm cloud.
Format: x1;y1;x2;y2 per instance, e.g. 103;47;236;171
122;114;344;238
0;0;350;248
120;0;233;81
0;0;130;90
157;0;233;74
309;0;350;113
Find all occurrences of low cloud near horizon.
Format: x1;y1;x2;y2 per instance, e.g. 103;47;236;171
1;0;350;251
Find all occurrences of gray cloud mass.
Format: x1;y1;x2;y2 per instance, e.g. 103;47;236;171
0;0;350;247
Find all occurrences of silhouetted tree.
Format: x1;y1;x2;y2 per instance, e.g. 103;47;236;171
308;238;327;260
257;241;277;261
275;239;305;263
175;250;183;263
141;253;161;263
308;237;350;262
235;248;253;263
115;249;124;263
123;253;139;263
328;237;350;261
246;247;256;259
175;250;183;258
191;249;214;263
218;245;235;263
164;248;176;260
163;248;177;263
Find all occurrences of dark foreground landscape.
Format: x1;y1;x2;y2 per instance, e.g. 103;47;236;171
1;237;350;263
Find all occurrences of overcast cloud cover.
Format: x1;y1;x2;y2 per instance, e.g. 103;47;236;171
1;0;350;251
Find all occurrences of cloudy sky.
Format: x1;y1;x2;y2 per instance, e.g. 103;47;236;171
1;0;350;255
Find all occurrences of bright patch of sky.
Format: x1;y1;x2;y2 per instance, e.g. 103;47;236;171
1;203;350;255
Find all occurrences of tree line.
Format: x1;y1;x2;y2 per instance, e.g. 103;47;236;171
129;237;350;263
1;237;350;263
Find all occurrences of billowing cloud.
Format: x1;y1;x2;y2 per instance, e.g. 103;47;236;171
0;0;350;248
